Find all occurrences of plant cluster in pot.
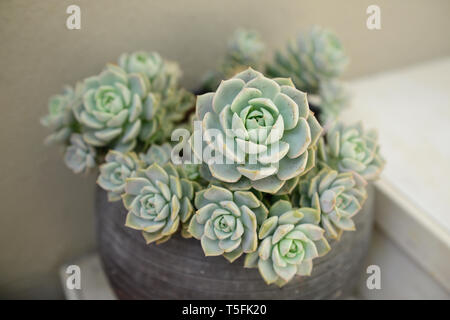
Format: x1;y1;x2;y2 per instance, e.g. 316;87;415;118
41;27;385;299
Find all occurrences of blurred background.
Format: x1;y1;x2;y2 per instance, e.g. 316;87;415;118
1;0;449;299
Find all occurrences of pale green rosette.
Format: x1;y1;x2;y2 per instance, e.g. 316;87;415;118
244;200;330;287
97;150;142;201
64;133;96;174
157;88;195;140
118;51;181;96
202;29;266;91
293;168;367;240
139;143;172;167
193;68;322;194
41;85;78;145
73;64;160;152
267;26;348;93
226;29;265;71
319;122;385;184
188;185;268;262
123;162;195;244
317;80;349;122
119;51;195;141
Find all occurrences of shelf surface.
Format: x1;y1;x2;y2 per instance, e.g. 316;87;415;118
341;57;450;290
343;57;450;233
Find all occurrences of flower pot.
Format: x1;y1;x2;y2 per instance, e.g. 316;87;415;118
95;184;375;300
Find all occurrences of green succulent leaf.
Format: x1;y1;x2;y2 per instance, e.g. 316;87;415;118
267;26;348;93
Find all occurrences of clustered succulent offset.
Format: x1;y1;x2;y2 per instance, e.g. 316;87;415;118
318;122;385;184
293;168;367;239
73;64;160;152
40;85;79;145
267;26;348;93
64;133;96;174
188;185;268;262
244;200;330;286
266;26;349;121
43;27;385;288
41;50;194;174
119;51;181;96
317;80;349;123
119;51;195;140
139;143;172;167
202;29;266;91
123;162;196;244
97;150;142;201
225;29;265;71
194;68;322;194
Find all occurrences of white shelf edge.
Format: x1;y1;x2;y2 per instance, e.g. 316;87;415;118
374;179;450;292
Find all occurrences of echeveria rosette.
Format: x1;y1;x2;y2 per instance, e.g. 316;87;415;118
119;51;195;141
73;64;160;152
158;88;196;141
188;185;268;262
193;68;322;194
118;51;181;96
64;133;96;174
319;122;385;184
225;29;265;71
244;200;330;287
267;26;348;93
161;88;195;123
140;143;172;167
97;151;142;202
317;80;349;123
123;162;196;244
293;168;367;240
202;29;266;91
41;85;79;145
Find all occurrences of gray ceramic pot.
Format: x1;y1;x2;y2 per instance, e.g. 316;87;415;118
96;185;374;300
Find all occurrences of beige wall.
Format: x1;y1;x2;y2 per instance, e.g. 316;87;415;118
1;0;449;299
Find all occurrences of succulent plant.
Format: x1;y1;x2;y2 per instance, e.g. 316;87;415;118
202;29;266;91
160;88;195;123
293;168;367;239
140;143;172;167
118;51;181;96
64;133;96;174
317;80;349;122
41;85;79;145
119;51;195;141
123;162;195;244
193;68;322;194
319;122;385;184
182;163;202;181
157;88;196;141
73;64;160;152
267;26;348;93
244;200;330;286
188;185;268;262
226;29;265;71
97;151;141;201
